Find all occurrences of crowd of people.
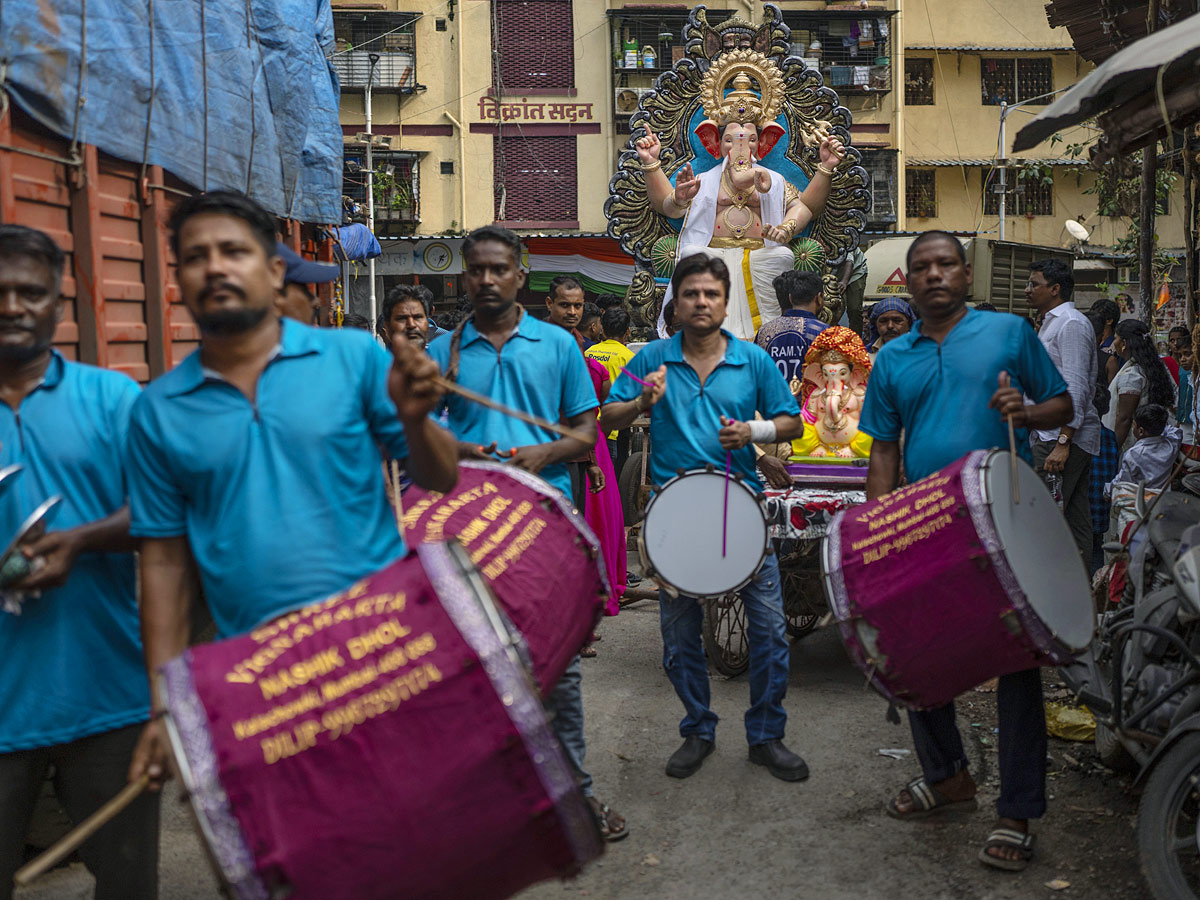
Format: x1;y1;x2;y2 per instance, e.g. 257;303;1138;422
0;197;1192;897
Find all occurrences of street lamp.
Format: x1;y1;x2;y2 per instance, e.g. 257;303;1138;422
996;87;1071;241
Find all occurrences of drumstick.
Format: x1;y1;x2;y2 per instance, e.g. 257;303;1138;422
389;459;405;537
14;774;151;887
722;449;732;558
1006;415;1020;505
432;376;593;443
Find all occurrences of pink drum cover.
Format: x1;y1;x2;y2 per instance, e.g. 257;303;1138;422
161;544;602;900
824;451;1061;709
405;462;608;693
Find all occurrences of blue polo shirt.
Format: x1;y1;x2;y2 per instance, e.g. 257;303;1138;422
127;320;409;637
427;314;596;498
754;309;829;386
0;354;146;752
609;331;799;493
861;308;1068;482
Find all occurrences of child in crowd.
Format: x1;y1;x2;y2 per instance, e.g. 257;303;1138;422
1108;403;1182;493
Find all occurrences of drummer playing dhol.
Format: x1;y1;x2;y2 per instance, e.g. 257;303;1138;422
600;253;809;782
859;231;1073;872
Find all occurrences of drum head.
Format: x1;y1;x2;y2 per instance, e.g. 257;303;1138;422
984;452;1094;651
642;471;767;598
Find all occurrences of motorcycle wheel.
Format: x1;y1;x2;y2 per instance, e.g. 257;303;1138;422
1138;731;1200;899
1096;721;1138;774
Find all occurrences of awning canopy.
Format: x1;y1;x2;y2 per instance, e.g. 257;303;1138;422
1012;13;1200;159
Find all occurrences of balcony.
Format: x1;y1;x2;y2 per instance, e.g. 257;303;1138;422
332;50;416;92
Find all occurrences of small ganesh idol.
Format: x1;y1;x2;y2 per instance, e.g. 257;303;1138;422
793;326;873;460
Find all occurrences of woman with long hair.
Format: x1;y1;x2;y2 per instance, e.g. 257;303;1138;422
1091;298;1123;383
1104;319;1176;450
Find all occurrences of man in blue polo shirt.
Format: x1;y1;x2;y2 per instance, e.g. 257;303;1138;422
602;253;808;783
0;226;158;900
753;269;829;397
426;225;628;842
125;191;458;790
860;231;1071;873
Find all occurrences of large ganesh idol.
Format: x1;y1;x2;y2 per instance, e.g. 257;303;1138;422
606;5;870;340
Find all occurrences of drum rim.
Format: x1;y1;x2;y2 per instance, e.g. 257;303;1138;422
160;661;267;900
421;542;604;866
641;467;769;600
823;450;1087;712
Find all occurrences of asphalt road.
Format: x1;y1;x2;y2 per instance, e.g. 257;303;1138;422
16;600;1145;900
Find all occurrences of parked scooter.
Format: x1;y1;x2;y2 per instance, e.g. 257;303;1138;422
1062;478;1200;898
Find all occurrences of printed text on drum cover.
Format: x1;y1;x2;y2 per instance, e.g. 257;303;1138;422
849;474;957;565
213;478;552;766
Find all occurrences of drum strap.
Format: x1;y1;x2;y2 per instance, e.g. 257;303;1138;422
446;306;526;383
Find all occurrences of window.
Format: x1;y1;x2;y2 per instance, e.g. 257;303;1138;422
492;0;575;93
333;12;417;52
905;58;934;105
342;151;420;236
981;57;1053;106
984;173;1054;216
906;168;936;219
860;150;897;225
494;136;577;225
780;13;894;93
440;161;455;175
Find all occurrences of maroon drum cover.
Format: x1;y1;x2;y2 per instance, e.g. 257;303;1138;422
404;461;608;692
160;543;603;900
822;450;1093;710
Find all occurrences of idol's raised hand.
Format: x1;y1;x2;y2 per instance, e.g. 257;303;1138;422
635;132;662;164
818;137;846;170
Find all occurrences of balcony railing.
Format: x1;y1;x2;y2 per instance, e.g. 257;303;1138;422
332;51;415;91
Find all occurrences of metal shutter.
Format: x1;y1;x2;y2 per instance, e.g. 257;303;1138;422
491;1;575;92
494;136;577;224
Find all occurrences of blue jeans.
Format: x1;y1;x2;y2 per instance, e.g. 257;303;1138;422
545;655;592;797
908;667;1046;820
659;555;789;745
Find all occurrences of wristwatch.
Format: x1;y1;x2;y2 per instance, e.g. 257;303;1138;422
1056;433;1070;445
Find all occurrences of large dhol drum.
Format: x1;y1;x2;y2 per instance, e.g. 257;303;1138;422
822;450;1094;710
640;468;769;599
404;461;609;693
160;543;603;900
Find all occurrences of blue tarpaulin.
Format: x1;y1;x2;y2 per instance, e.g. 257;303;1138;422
331;224;381;262
0;0;342;223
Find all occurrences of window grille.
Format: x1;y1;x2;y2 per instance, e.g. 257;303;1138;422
984;173;1054;216
905;58;934;105
333;12;417;52
342;151;420;235
906;168;937;219
859;150;897;225
981;57;1053;106
780;13;893;94
494;136;577;224
492;1;575;92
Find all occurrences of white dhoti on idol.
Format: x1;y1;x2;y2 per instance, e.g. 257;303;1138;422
657;158;794;341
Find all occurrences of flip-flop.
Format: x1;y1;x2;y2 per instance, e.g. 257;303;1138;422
589;798;629;842
886;776;979;821
581;645;598;658
978;827;1036;871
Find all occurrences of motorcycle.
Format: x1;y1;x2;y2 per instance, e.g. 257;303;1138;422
1061;478;1200;898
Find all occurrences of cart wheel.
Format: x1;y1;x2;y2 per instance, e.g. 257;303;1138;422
703;592;750;677
619;451;646;527
786;613;820;638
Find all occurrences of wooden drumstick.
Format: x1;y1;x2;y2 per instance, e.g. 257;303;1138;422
432;376;594;444
14;774;151;887
1007;415;1020;505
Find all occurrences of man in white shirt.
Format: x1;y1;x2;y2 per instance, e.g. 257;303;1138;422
1025;259;1100;560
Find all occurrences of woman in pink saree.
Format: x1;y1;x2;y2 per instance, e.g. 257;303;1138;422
585;357;626;617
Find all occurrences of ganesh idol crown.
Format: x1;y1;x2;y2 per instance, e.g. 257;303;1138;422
605;4;870;340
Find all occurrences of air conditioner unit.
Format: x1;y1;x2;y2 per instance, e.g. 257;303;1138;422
614;87;644;115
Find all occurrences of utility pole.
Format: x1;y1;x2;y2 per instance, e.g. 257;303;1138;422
998;101;1008;241
1139;145;1159;325
365;53;380;334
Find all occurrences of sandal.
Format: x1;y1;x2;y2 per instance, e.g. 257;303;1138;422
978;827;1036;872
588;797;629;842
886;776;979;821
581;645;598;658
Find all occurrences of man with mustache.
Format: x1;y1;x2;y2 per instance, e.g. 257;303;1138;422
382;284;433;350
864;297;914;359
427;225;628;842
0;226;158;900
125;191;458;789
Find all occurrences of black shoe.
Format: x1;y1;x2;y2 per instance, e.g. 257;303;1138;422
748;739;810;782
625;571;643;586
665;736;715;779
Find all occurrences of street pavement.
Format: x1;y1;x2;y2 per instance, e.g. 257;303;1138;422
16;599;1143;900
